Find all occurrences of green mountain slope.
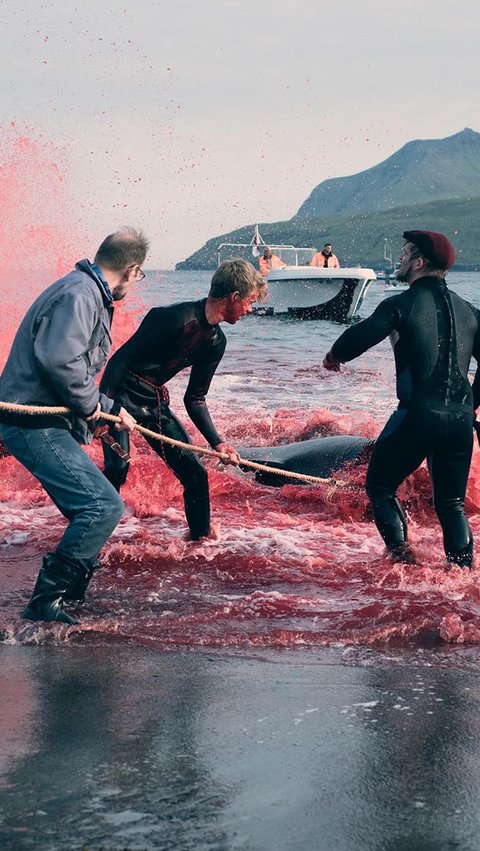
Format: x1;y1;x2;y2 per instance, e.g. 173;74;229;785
176;196;480;270
296;128;480;218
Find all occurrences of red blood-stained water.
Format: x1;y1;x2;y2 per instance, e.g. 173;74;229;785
3;421;480;650
1;125;480;650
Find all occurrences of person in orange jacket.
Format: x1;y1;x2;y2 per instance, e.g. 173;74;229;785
259;247;286;277
310;243;340;268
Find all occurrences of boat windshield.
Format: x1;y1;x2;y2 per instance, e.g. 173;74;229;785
217;242;315;267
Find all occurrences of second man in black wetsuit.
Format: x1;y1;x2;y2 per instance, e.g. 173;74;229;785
324;230;480;568
100;259;265;540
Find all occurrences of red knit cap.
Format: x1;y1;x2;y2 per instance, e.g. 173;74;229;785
403;230;455;270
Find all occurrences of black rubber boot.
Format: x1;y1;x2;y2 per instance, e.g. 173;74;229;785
21;553;88;625
446;540;473;569
64;559;100;603
387;544;416;565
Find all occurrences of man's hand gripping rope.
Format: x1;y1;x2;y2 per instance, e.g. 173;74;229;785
0;401;357;495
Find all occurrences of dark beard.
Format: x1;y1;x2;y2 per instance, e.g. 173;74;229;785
395;268;409;283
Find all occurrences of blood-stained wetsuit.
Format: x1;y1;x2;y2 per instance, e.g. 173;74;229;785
100;299;227;540
330;275;480;566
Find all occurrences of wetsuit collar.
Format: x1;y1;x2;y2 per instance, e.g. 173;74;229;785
410;274;447;292
198;297;215;329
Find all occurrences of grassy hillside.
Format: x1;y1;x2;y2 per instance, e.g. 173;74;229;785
296;128;480;218
176;196;480;270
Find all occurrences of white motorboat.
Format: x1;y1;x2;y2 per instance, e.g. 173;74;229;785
217;226;376;322
264;265;376;322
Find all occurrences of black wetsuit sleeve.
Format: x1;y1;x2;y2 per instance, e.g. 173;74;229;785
100;309;168;396
331;297;400;363
471;309;480;411
184;334;227;447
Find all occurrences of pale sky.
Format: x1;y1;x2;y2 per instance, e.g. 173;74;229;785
1;0;478;268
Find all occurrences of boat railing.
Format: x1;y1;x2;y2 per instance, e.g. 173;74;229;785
217;242;314;267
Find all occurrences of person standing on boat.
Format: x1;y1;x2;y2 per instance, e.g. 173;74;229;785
323;230;480;569
0;227;148;624
99;259;265;541
259;247;286;278
310;243;340;268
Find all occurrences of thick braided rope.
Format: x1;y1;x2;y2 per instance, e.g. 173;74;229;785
0;401;357;490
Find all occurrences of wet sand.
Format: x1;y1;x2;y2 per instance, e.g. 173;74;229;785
2;644;480;850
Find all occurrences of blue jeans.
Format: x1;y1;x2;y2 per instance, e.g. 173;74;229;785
0;424;124;565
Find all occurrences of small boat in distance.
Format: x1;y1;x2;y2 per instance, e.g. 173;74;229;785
217;226;376;323
375;238;402;283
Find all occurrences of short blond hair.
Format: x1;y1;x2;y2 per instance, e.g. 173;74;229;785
209;259;267;301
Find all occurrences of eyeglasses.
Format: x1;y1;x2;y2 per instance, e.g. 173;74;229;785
132;265;146;281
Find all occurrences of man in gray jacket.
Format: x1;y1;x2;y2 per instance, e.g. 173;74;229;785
0;226;148;624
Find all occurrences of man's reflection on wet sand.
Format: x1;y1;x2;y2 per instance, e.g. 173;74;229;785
0;649;39;787
0;646;232;850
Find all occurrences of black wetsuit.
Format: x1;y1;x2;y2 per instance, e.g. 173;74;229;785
99;299;226;540
331;276;480;566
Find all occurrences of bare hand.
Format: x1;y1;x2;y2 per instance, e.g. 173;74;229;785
114;407;137;432
85;402;102;421
214;441;240;466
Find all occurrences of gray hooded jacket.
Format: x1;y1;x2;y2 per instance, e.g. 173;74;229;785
0;260;116;443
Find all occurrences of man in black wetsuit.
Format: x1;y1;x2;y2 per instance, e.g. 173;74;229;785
100;259;265;540
323;230;480;568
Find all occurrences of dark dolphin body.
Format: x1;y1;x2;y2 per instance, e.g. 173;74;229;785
239;435;373;486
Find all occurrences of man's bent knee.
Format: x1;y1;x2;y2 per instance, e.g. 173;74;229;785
98;488;124;529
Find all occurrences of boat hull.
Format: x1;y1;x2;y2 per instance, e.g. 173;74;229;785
261;267;376;322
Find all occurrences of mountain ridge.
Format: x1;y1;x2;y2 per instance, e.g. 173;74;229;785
296;127;480;219
176;129;480;270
